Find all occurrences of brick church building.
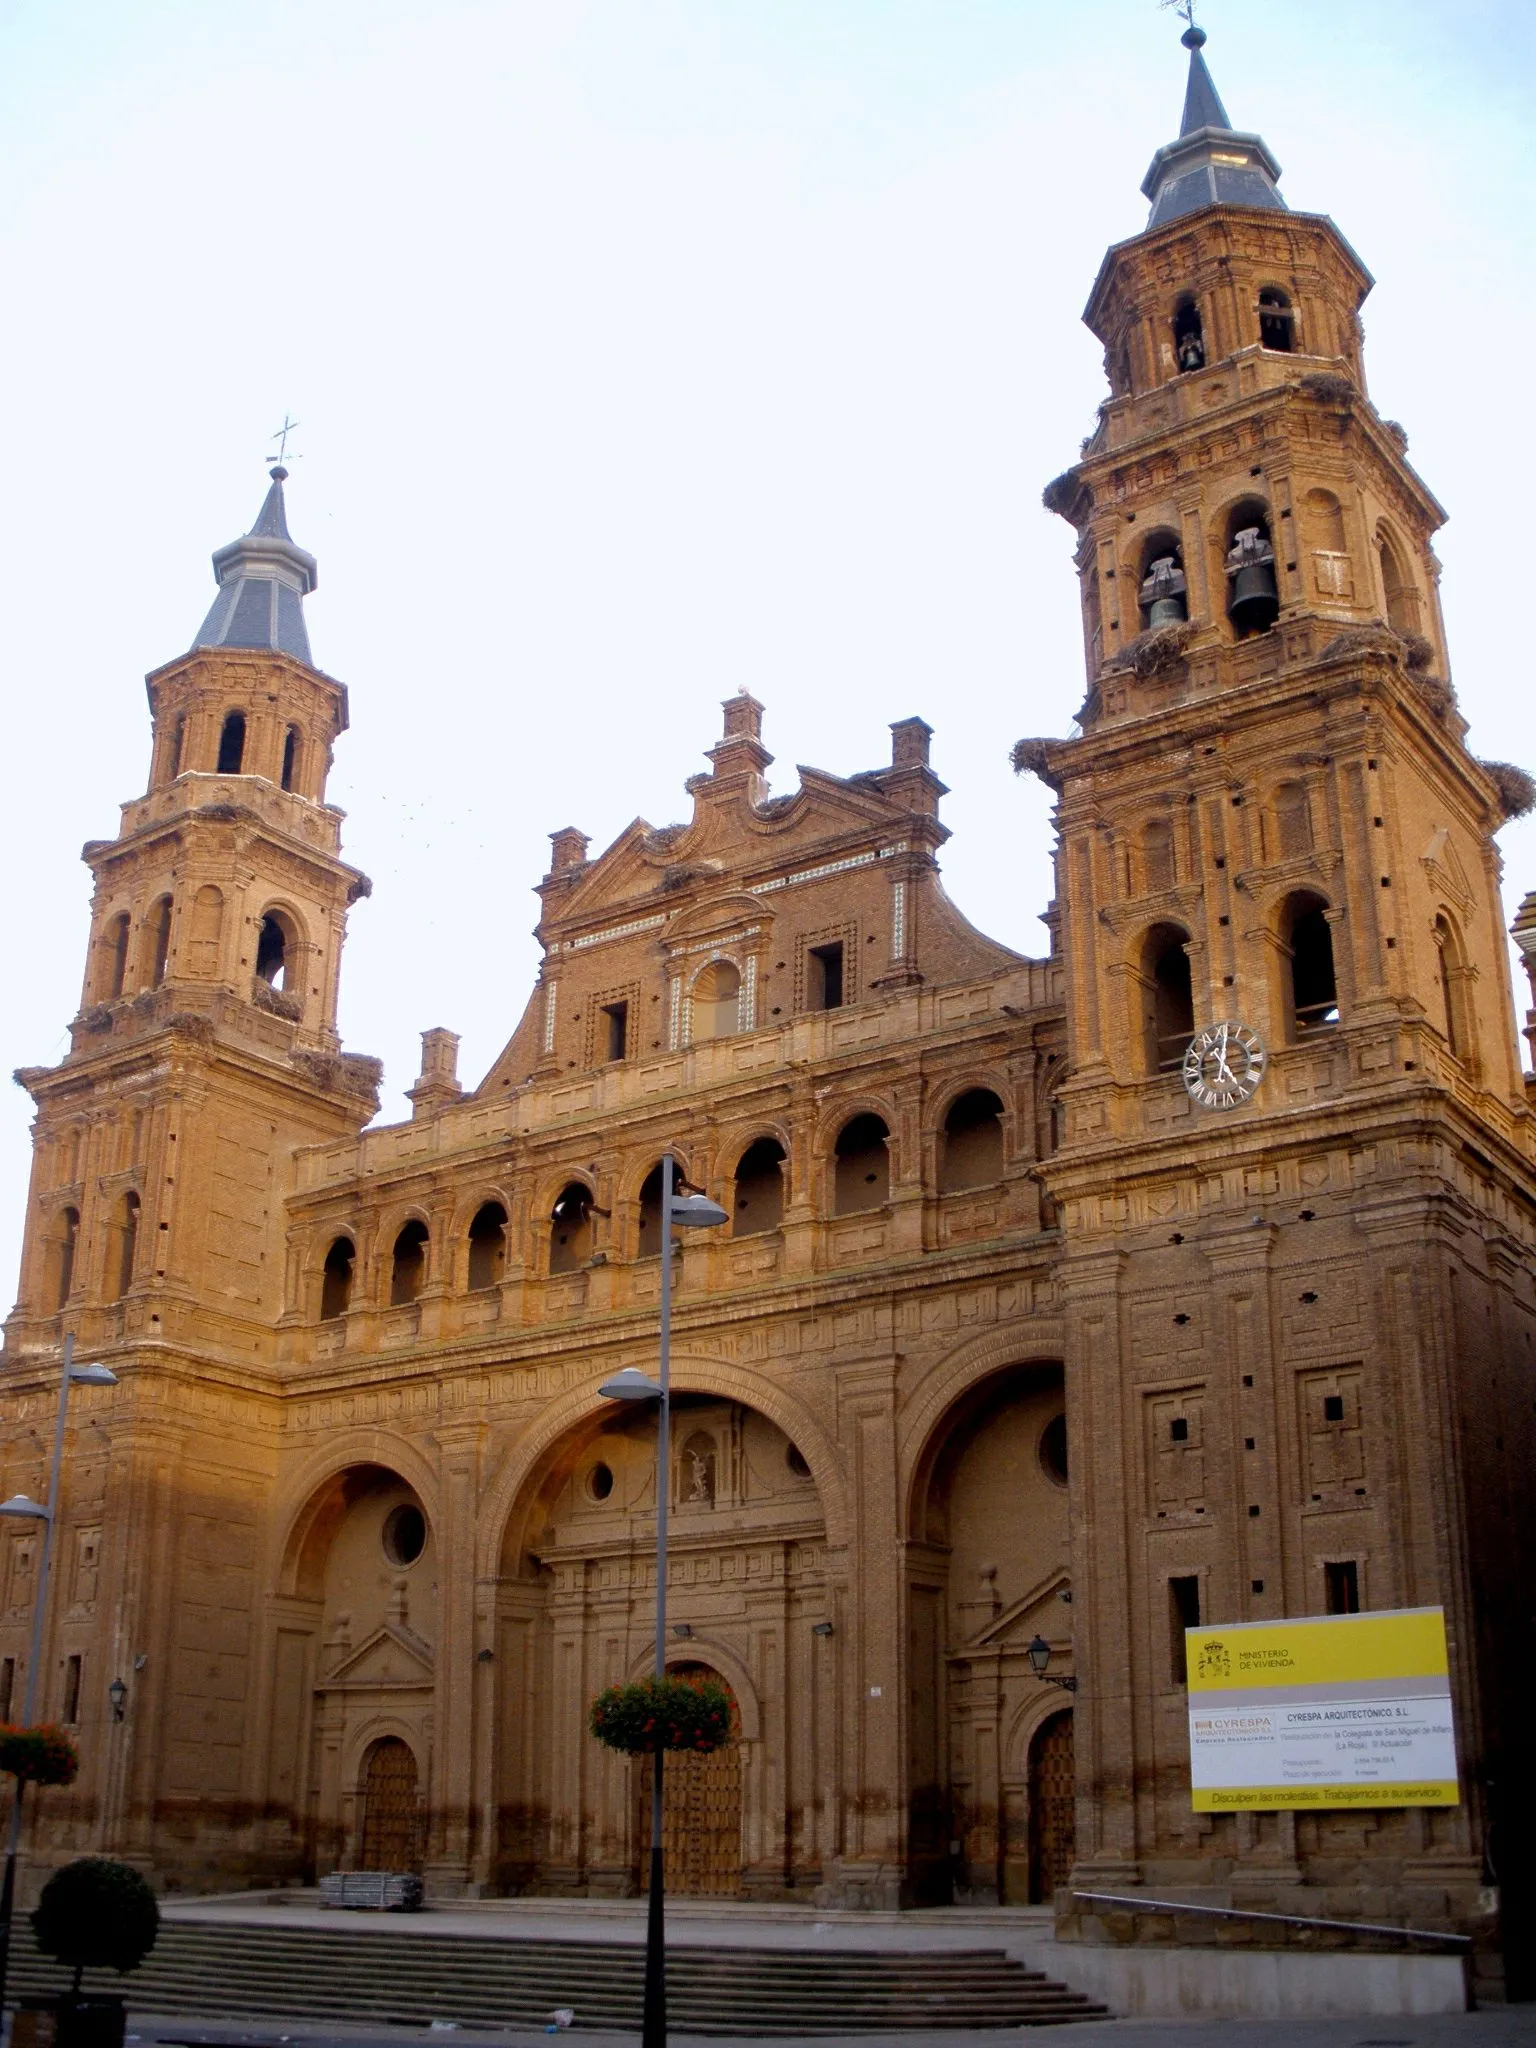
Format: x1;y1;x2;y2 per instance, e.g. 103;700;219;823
5;26;1536;1981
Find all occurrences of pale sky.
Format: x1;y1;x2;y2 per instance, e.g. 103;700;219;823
3;0;1534;1291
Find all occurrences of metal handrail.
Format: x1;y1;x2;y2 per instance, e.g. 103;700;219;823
1071;1890;1471;1953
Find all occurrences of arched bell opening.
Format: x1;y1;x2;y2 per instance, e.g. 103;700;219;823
216;710;247;775
321;1236;355;1320
1172;295;1205;374
255;909;299;994
1258;285;1296;352
1223;499;1279;639
1379;528;1423;638
904;1362;1070;1905
1137;530;1187;630
492;1397;827;1897
1279;892;1339;1039
1138;923;1195;1075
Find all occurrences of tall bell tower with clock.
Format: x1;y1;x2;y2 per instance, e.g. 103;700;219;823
1017;26;1536;1972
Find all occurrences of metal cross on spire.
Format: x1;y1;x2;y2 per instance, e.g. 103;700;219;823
267;414;302;466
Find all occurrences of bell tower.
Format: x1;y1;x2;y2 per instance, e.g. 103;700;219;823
1019;28;1536;1972
6;470;381;1362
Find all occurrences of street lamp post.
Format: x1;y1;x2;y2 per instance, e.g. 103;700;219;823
599;1155;727;2048
0;1335;118;2025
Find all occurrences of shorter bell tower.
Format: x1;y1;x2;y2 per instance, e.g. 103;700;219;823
6;470;380;1363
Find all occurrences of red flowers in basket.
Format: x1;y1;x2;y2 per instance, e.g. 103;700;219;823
588;1677;731;1755
0;1724;81;1787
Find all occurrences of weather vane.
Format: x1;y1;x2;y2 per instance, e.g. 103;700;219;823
267;414;302;468
1160;0;1198;25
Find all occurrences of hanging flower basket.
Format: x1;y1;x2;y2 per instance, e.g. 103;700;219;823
0;1724;81;1787
589;1677;731;1755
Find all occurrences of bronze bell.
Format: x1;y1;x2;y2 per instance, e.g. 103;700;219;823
1139;555;1188;628
1226;525;1279;634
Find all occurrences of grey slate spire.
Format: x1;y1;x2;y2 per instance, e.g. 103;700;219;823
1141;26;1286;229
192;466;318;665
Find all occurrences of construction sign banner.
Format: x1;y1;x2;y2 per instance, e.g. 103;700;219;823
1185;1607;1459;1812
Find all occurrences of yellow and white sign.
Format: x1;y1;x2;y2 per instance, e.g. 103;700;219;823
1186;1607;1459;1812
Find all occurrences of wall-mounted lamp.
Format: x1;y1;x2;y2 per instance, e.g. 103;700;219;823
812;1622;835;1638
132;1654;147;1672
476;1648;495;1665
1026;1634;1077;1691
672;1623;693;1640
108;1677;127;1722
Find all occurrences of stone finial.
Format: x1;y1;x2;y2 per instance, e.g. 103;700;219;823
704;692;773;795
407;1026;462;1119
548;827;590;874
890;717;933;770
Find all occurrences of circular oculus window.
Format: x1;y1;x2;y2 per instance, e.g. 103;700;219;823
382;1502;427;1567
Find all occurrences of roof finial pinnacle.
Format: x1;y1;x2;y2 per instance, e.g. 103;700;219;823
1182;23;1207;48
269;464;289;483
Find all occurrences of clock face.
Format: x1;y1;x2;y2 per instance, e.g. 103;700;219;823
1182;1020;1267;1110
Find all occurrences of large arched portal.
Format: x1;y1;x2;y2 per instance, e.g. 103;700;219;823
267;1464;435;1878
640;1664;744;1897
906;1363;1071;1904
494;1396;827;1897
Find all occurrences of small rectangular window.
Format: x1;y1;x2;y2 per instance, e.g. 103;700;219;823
62;1653;82;1725
1169;1575;1201;1686
1169;1416;1189;1442
602;1001;628;1062
1325;1561;1360;1615
809;942;844;1011
0;1657;14;1722
1323;1394;1345;1422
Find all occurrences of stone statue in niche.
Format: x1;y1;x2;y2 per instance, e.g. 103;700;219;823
681;1433;716;1505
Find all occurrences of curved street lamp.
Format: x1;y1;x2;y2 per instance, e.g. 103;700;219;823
599;1157;727;2048
0;1337;118;2021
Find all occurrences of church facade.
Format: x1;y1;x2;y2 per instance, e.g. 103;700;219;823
6;31;1536;1980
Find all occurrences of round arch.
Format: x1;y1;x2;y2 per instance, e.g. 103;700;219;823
716;1119;794;1180
272;1438;442;1598
897;1331;1068;1540
343;1717;427;1793
476;1354;848;1573
623;1637;764;1743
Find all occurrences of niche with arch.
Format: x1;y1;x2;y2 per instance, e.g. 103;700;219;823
1434;914;1476;1067
1271;782;1313;860
185;885;224;980
549;1183;594;1273
833;1113;890;1214
1278;892;1339;1037
389;1221;429;1306
691;960;741;1042
939;1090;1004;1194
1302;489;1352;601
1139;924;1194;1075
467;1202;508;1290
321;1236;355;1319
1141;816;1176;894
732;1138;785;1235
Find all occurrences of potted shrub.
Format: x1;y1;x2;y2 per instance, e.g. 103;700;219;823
588;1674;732;1754
27;1858;159;2048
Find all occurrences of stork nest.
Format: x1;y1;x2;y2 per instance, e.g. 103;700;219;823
1105;620;1195;679
1480;760;1536;823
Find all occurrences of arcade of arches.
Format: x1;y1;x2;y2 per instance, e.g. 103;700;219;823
260;1374;1071;1902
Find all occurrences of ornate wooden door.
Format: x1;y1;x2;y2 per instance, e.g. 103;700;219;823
360;1738;422;1872
640;1666;742;1897
1028;1712;1075;1904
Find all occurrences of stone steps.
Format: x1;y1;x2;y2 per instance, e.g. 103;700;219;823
11;1920;1110;2034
